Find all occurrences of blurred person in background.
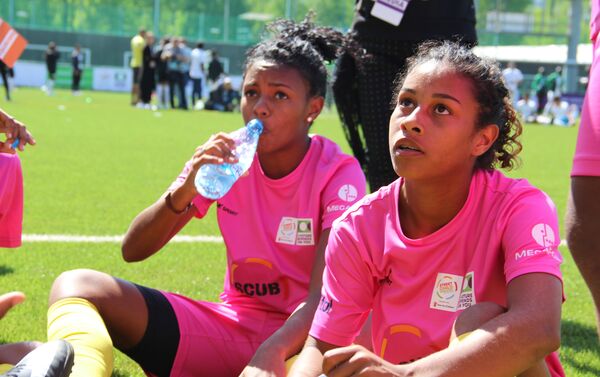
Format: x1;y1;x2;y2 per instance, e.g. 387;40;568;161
138;32;156;109
130;28;146;105
502;61;523;106
189;41;206;110
71;44;83;96
207;49;224;91
42;42;60;96
154;37;170;109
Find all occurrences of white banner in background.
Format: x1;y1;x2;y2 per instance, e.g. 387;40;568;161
92;66;132;92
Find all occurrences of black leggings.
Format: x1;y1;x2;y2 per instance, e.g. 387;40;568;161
121;285;180;377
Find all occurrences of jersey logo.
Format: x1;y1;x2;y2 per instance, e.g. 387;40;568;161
275;217;314;245
430;272;476;312
338;184;358;202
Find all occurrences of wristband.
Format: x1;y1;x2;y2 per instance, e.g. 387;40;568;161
165;192;192;214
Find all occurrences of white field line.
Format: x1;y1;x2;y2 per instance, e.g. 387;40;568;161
22;234;223;243
22;234;567;247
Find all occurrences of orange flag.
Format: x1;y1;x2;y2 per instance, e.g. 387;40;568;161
0;19;28;68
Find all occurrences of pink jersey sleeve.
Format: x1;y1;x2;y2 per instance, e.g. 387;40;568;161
168;160;213;217
0;153;23;248
319;162;367;230
309;219;375;346
501;190;563;284
572;15;600;176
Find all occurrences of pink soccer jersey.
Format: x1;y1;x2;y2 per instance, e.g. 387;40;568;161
0;153;23;248
572;0;600;176
310;169;564;375
171;135;366;315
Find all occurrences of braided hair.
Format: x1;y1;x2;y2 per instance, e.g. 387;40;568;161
244;12;365;99
394;40;522;170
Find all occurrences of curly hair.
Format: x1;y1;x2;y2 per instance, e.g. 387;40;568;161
393;40;522;170
243;12;366;98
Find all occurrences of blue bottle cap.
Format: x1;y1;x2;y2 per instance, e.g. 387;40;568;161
247;119;263;134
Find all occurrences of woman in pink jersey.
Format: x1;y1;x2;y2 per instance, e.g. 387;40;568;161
566;0;600;338
45;15;367;377
291;41;565;377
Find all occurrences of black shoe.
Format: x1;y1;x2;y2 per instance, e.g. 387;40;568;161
1;340;74;377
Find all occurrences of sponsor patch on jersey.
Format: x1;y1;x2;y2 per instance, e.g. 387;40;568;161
457;271;476;310
338;184;358;202
276;217;314;245
430;273;463;312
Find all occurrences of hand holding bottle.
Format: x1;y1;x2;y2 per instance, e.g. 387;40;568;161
195;119;263;199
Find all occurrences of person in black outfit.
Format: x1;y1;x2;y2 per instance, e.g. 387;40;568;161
0;61;10;101
71;44;83;95
207;50;224;91
139;32;156;108
333;0;477;191
154;37;170;109
43;42;60;95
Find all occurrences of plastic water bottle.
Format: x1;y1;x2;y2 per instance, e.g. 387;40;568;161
195;119;263;199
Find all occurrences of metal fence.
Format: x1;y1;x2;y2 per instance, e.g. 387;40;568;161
0;0;591;46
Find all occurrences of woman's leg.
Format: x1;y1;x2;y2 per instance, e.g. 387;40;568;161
48;269;152;377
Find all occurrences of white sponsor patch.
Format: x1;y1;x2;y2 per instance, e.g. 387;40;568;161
370;0;411;26
338;184;358;202
531;223;556;247
430;273;463;312
457;272;476;310
276;217;314;246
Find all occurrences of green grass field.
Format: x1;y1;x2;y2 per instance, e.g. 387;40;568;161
0;88;598;376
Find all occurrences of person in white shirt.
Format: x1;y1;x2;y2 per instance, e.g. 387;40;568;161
538;96;576;126
189;42;206;109
515;92;537;123
502;61;524;106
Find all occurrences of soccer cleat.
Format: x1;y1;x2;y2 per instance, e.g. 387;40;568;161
1;340;74;377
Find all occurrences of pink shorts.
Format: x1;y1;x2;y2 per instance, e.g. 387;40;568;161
0;153;23;248
572;35;600;176
163;292;287;376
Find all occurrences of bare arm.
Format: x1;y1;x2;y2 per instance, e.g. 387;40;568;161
240;229;331;376
122;133;237;262
309;273;561;377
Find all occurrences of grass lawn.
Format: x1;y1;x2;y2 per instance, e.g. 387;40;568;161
0;88;598;376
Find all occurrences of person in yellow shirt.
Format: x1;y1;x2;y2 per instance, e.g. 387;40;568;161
130;28;146;106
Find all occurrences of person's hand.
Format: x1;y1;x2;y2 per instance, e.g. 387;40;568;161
0;111;35;153
182;133;238;189
322;345;403;377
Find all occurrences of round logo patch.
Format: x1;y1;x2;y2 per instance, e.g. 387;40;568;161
338;184;358;202
531;224;555;248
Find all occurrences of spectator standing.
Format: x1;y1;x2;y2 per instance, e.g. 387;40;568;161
546;65;563;102
162;37;180;109
531;66;547;114
332;0;478;191
189;41;206;109
178;39;191;110
71;44;83;96
139;32;156;109
130;28;146;105
43;42;60;96
154;37;170;109
207;50;224;91
502;61;523;106
0;61;10;101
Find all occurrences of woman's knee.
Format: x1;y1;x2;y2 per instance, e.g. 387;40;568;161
49;269;115;306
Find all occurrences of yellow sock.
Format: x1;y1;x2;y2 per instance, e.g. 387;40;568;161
0;364;13;373
47;298;114;377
